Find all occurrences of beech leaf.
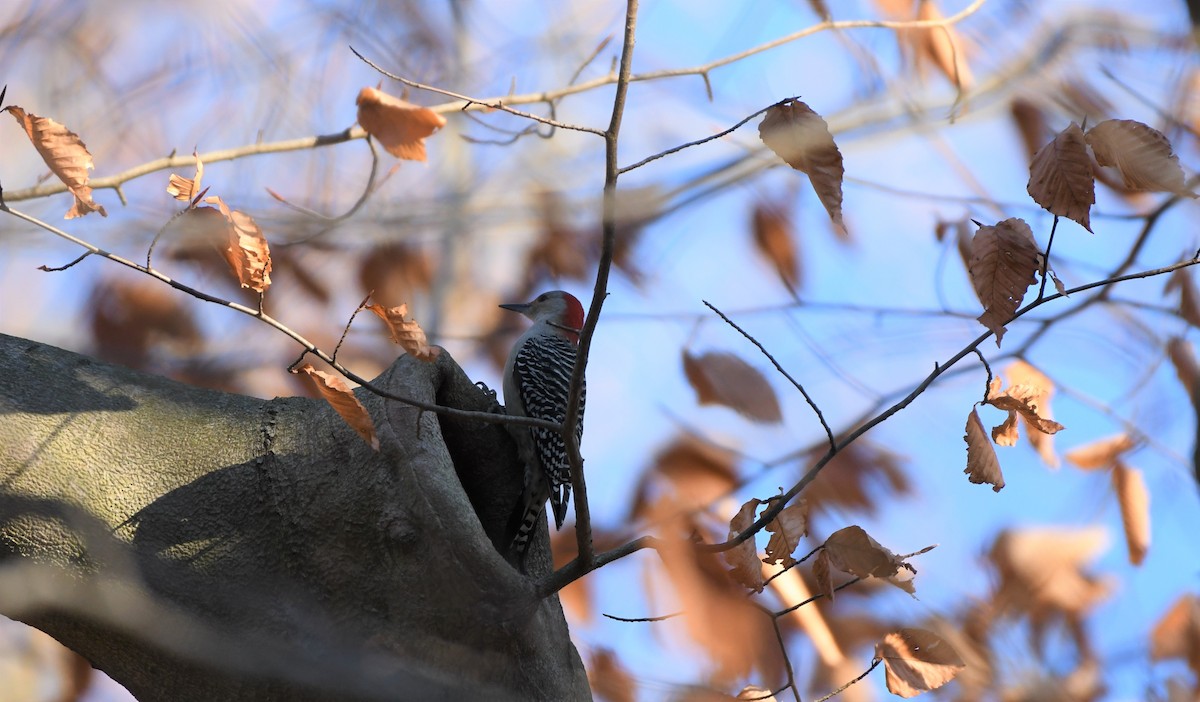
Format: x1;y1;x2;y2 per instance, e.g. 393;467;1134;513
167;150;204;203
298;364;379;451
5;105;106;219
964;407;1004;491
723;498;765;592
762;498;808;567
1005;360;1060;466
204;196;272;293
967;218;1040;345
1112;461;1150;566
823;525;915;596
682;350;782;423
1026;122;1094;232
356;87;447;161
813;548;835;601
874;628;966;698
1085;119;1195;197
758;100;845;229
1064;433;1136;471
1165;269;1200;328
365;302;437;361
985;380;1065;443
751;200;801;293
914;0;974;92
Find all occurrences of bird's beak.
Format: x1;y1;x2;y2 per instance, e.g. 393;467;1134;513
499;302;530;313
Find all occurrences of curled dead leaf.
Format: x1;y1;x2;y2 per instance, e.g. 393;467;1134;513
758;100;845;229
1005;360;1060;467
167;150;204;203
874;628;966;698
297;364;379;451
204;196;272;294
823;525;912;592
724;498;765;592
762;497;808;567
964;408;1004;491
356;87;447;161
985;380;1064;444
5;105;106;219
364;302;437;361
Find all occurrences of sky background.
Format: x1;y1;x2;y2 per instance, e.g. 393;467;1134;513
1;1;1199;700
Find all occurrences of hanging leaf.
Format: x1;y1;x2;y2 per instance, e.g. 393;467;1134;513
5;105;106;218
762;497;809;567
812;548;835;601
1026;122;1094;232
356;86;447;161
967;218;1040;345
1085;119;1195;197
874;628;966;698
759;100;845;229
723;498;765;592
823;525;915;595
364;302;437;361
964;407;1004;491
682;350;783;423
751;199;801;293
1112;461;1150;566
204;195;272;293
1165;269;1200;328
166;150;205;203
913;0;973;91
297;364;379;451
985;377;1065;444
1005;360;1060;467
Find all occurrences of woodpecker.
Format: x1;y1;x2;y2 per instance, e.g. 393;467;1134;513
500;290;586;567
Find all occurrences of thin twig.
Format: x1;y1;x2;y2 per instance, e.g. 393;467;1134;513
267;137;382;223
37;252;91;272
1037;215;1060;300
350;47;606;137
813;659;880;702
601;611;682;623
704;300;836;453
973;348;993;404
618;98;792;174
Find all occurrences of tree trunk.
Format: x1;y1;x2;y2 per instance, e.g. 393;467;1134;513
0;333;590;701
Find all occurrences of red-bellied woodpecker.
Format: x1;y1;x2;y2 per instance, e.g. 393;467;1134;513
499;290;586;567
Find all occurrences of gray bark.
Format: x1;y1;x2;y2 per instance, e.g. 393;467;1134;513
0;333;591;701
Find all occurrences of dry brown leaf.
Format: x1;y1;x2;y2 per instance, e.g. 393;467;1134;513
737;685;777;701
588;648;636;702
1085;119;1194;197
364;302;437;361
1166;269;1200;328
967;218;1040;345
682;350;783;423
751;200;801;293
297;364;379;451
89;278;201;369
356;87;446;161
203;196;272;293
813;548;835;602
5;105;106;219
1168;337;1200;398
1026;122;1095;232
763;497;808;567
986;379;1065;445
166;150;204;203
629;436;738;521
1006;361;1060;466
1150;594;1200;671
803;440;911;515
1010;97;1048;160
913;0;974;91
875;628;966;698
990;409;1020;447
1064;433;1136;470
823;525;905;580
989;526;1111;617
724;498;765;593
358;242;436;308
964;407;1004;491
1112;461;1150;566
758;100;845;229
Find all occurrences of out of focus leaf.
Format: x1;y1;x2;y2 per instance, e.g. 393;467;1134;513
588;648;636;702
1112;461;1150;566
5;105;106;218
759;100;844;229
1166;269;1200;328
724;498;765;592
913;0;973;91
875;628;966;698
297;364;379;451
356;87;446;161
1064;433;1136;470
683;350;782;423
751;199;801;294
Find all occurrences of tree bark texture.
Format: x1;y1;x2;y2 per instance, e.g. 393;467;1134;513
0;333;590;701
